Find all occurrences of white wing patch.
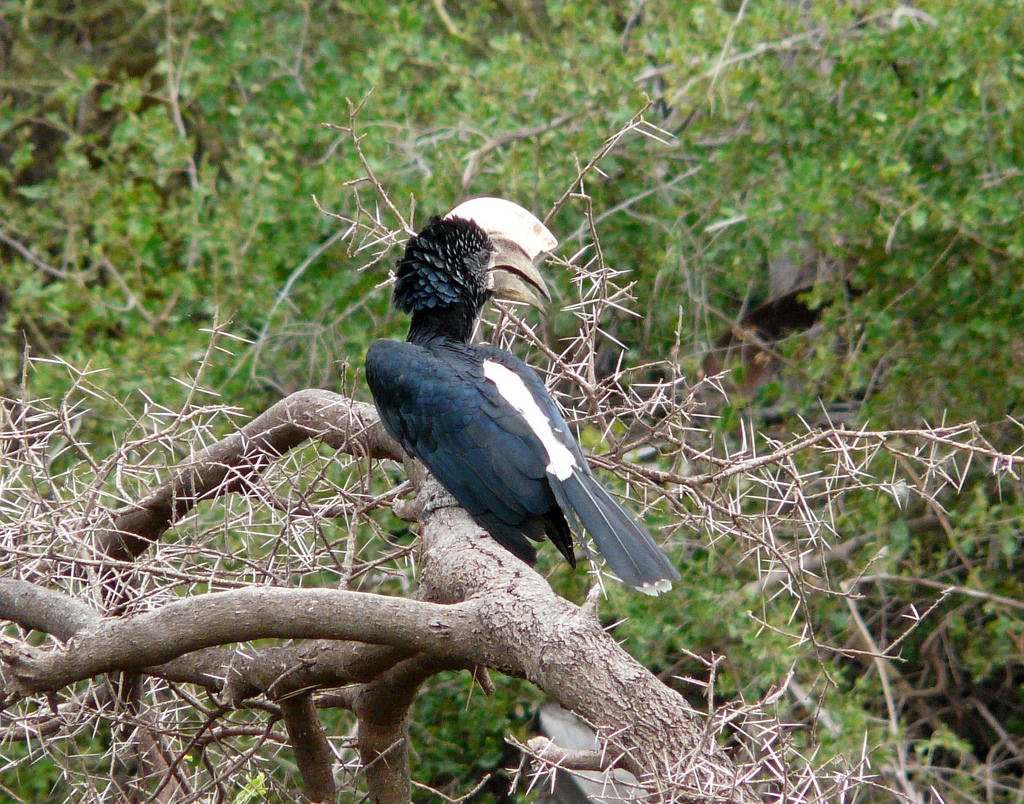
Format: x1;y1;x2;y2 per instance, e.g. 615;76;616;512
482;360;578;481
637;579;674;596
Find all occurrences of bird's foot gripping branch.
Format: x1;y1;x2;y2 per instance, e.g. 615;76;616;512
0;388;755;804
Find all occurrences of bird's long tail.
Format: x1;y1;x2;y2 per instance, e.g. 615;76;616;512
549;470;680;595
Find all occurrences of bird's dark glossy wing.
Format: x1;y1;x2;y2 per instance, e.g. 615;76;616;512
471;345;589;462
365;338;560;563
475;346;680;594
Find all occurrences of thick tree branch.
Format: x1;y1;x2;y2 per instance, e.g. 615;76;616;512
353;653;457;804
219;641;415;705
1;587;480;697
281;693;336;803
0;579;101;642
97;389;402;562
413;493;757;803
0;571;413;703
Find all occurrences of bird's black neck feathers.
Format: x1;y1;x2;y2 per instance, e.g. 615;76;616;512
393;216;494;344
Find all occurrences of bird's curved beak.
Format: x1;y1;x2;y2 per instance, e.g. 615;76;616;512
445;197;557;310
487;237;552;309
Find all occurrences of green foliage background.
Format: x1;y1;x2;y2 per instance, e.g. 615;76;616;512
2;0;1023;801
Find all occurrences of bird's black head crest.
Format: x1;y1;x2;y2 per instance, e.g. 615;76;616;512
392;216;494;341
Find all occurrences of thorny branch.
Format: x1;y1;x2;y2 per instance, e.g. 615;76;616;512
1;384;757;804
3;342;1021;803
3;110;1024;803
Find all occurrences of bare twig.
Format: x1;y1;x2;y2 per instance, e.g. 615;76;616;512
461;113;573;189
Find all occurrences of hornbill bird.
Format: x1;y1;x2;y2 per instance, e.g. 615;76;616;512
365;198;680;594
